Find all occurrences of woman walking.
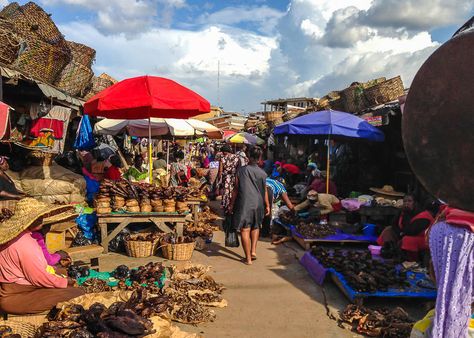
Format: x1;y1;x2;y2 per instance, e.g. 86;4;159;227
230;147;270;265
218;145;240;228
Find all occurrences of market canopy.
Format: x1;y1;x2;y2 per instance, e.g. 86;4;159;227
94;118;222;139
84;75;210;119
274;110;385;142
226;131;265;145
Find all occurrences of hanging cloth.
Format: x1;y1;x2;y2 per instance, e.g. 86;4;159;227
73;115;96;150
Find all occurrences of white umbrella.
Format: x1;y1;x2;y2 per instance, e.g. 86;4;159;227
94;118;222;139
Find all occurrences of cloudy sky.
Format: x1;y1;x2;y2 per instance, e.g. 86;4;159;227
4;0;473;112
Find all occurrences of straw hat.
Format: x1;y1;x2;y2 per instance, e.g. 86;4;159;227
0;198;76;245
369;185;405;198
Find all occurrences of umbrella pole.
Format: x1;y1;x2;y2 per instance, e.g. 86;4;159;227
148;117;153;184
166;140;170;174
326;135;331;194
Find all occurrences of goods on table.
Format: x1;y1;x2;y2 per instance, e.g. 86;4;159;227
184;222;215;240
339;304;414;338
95;180;205;213
311;247;408;292
295;221;337;238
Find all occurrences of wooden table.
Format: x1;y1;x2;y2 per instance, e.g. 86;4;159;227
98;212;191;253
186;200;205;225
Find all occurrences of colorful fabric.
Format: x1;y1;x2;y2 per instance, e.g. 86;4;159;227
266;178;286;201
30;118;64;139
282;163;301;175
220;153;240;214
30;232;61;266
429;221;474;338
104;166;122;181
444;207;474;233
0;232;67;288
29;131;55;147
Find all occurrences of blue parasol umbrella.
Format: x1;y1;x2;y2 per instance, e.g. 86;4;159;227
274;110;385;193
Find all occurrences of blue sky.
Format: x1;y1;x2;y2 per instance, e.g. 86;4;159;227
3;0;473;112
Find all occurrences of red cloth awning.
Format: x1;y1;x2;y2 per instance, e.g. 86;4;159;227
0;101;10;140
84;76;210;119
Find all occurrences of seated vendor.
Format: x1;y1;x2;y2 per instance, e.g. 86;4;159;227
262;178;295;242
377;194;437;261
294;189;340;218
0;156;24;200
0;198;84;315
104;154;123;181
309;170;338;196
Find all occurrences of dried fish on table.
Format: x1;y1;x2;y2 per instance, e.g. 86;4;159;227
165;289;216;324
295;221;337;238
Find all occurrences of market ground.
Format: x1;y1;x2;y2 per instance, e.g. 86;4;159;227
99;203;428;338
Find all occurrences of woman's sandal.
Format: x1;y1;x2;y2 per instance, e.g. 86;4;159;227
241;258;252;265
251;255;257;261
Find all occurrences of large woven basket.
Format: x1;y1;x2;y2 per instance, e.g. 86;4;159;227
282;111;301;122
12;36;71;84
2;2;64;45
340;84;367;113
364;75;404;107
0;19;21;65
0;319;38;338
161;241;195;261
66;40;95;67
125;233;160;258
264;111;283;122
29;150;55;166
82;74;115;100
55;59;93;96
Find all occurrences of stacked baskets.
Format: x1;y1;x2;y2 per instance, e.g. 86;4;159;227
0;2;72;84
364;76;404;106
83;73;117;100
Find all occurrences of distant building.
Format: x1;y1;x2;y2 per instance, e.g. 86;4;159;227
261;97;318;113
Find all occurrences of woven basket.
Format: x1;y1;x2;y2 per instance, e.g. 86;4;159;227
55;59;93;96
3;2;64;45
328;97;345;111
12;36;71;84
282;111;301;122
0;319;38;337
161;241;195;261
0;3;21;19
0;19;21;65
364;75;404;107
82;75;115;100
341;84;367;113
264;111;283;122
66;40;95;67
125;233;160;258
29;150;55;166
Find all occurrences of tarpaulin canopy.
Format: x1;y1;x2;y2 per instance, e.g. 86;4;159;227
94;118;222;139
274;110;385;142
225;132;264;145
84;76;210;119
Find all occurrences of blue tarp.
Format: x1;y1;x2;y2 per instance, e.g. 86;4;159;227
273;110;385;142
74;115;96;150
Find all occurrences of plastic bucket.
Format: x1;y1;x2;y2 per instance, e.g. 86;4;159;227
363;223;376;237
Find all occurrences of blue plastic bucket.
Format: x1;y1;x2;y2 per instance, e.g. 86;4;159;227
363;223;376;237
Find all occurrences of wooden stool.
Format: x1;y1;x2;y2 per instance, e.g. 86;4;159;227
64;245;103;271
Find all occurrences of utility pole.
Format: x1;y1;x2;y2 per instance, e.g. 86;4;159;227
217;60;220;108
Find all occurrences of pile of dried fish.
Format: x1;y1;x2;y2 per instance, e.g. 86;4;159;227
295;221;336;238
169;275;225;294
311;247;409;292
129;262;165;284
339;304;414;338
0;325;20;338
165;289;216;324
184;222;214;239
41;296;155;337
0;208;14;223
80;278;112;293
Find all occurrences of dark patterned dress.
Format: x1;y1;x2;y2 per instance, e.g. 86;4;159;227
220;153;240;214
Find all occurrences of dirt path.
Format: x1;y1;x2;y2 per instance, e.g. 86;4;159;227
100;230;359;338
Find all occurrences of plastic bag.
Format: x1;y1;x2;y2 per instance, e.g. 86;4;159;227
108;228;130;253
225;230;240;248
84;175;100;203
71;231;94;247
73;115;96;150
75;213;97;240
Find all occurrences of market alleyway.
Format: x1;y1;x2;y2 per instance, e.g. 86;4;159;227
101;231;360;338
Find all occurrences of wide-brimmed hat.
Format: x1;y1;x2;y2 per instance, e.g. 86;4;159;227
0;198;77;245
369;185;405;198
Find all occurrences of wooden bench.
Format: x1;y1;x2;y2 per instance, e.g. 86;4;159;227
64;245;104;271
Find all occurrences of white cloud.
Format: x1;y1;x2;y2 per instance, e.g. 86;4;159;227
197;5;285;35
41;0;185;34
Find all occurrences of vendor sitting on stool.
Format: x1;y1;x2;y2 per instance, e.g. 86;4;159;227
377;194;438;262
0;198;84;315
294;190;340;219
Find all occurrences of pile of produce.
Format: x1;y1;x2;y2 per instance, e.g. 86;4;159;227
0;208;13;222
40;295;155;337
0;325;20;338
94;180;206;214
311;247;409;292
185;206;220;240
80;278;112;293
67;265;91;279
339;304;414;338
295;221;336;238
161;233;194;245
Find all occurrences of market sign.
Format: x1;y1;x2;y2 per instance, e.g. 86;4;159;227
364;116;383;126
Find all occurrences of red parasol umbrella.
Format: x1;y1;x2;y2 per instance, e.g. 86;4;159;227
84;76;211;182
